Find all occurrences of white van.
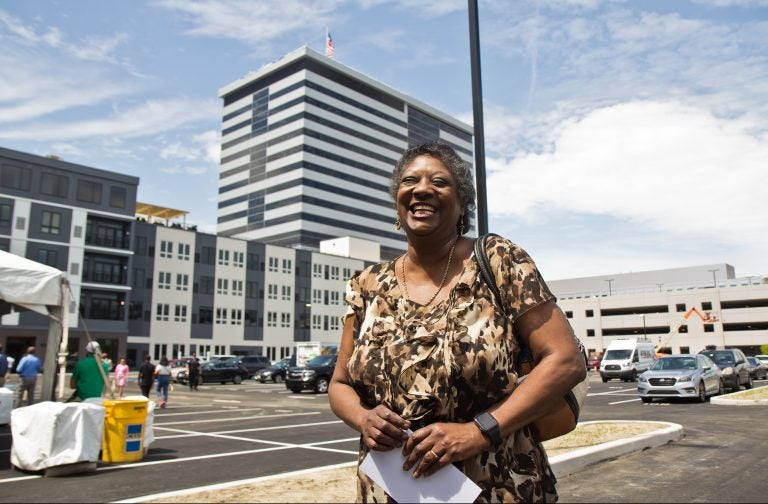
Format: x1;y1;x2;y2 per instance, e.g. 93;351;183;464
599;338;656;382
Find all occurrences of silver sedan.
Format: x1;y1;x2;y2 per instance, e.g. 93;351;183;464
637;354;722;403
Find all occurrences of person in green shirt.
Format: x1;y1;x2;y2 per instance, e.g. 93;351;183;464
70;341;110;400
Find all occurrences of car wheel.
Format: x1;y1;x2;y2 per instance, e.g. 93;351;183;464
641;397;652;403
315;377;329;394
745;373;753;390
601;376;609;383
273;374;283;383
631;370;638;382
233;375;243;385
697;383;706;403
289;388;302;394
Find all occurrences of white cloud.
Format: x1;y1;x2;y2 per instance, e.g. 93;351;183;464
153;0;344;46
160;142;200;161
193;130;221;164
0;98;220;141
486;100;768;249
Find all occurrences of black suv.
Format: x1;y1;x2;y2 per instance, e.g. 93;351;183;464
234;355;271;378
698;348;753;392
285;354;337;394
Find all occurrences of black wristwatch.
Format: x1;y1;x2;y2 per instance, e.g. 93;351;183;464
474;412;503;447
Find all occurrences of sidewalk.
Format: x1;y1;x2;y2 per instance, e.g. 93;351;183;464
127;420;683;503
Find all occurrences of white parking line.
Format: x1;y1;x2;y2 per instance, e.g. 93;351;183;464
609;398;641;405
155;411;320;426
588;387;637;396
0;425;357;486
153;419;344;439
156;406;266;417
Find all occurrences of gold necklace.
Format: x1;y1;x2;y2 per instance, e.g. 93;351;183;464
400;238;458;307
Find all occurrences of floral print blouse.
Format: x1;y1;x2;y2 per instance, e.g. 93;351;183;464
344;235;559;503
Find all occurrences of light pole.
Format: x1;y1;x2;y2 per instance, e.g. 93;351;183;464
468;0;488;235
605;279;614;296
708;268;719;288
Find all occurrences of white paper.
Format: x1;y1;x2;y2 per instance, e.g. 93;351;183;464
359;432;481;503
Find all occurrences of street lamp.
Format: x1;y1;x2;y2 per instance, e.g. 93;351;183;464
468;0;488;235
708;269;719;289
605;279;614;296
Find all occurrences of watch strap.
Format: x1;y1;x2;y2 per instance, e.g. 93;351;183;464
474;412;503;447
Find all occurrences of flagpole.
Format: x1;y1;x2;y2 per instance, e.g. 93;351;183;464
468;0;488;235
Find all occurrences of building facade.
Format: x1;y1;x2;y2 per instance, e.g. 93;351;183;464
0;147;367;368
216;46;475;260
550;267;768;357
0;146;138;365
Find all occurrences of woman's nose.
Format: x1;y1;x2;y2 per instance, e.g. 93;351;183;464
412;177;431;194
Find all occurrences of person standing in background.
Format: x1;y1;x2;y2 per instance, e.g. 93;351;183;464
16;346;42;406
137;355;155;398
154;356;171;408
101;353;113;372
186;354;200;391
71;341;110;400
0;343;8;387
114;358;129;398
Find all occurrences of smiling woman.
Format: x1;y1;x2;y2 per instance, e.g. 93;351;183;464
328;141;587;503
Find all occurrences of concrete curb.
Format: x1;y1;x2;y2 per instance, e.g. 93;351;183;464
710;385;768;406
549;420;683;478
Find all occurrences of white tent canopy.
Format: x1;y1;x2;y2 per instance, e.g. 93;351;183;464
0;250;70;400
0;250;66;316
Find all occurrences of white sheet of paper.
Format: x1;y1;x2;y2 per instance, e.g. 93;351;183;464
359;434;481;503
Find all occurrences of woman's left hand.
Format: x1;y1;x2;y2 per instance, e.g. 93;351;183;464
402;421;490;478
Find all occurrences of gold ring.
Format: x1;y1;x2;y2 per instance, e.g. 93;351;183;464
429;449;440;460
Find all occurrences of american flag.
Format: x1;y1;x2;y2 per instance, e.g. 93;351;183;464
325;30;334;59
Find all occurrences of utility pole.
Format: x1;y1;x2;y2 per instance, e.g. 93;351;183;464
468;0;488;235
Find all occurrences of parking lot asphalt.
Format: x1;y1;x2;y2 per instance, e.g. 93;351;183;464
0;375;766;503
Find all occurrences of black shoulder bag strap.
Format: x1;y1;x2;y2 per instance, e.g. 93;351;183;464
473;233;583;421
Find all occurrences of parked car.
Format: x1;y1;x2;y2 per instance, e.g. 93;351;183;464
637;354;722;403
232;355;271;378
755;355;768;367
587;353;602;371
698;348;752;392
257;357;292;383
746;357;768;380
177;359;249;385
170;357;196;383
285;354;338;393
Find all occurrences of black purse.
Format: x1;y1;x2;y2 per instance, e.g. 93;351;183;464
473;233;589;442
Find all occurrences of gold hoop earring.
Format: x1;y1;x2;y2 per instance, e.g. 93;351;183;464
395;218;401;231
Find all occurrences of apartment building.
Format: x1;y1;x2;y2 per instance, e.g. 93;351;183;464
0;147;366;367
216;46;475;259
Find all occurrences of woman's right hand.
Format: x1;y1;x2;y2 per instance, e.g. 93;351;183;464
360;405;411;451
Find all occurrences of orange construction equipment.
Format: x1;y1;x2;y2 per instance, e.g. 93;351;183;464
655;307;718;353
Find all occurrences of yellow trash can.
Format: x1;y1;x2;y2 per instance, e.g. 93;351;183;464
101;398;149;463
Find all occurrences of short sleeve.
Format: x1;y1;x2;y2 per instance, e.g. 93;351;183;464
485;235;555;322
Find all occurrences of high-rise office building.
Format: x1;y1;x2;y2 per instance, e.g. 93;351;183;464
216;46;475;259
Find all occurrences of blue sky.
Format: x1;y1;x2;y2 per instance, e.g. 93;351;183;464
1;0;766;280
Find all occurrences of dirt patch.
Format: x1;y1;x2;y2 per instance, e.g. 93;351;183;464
147;422;664;503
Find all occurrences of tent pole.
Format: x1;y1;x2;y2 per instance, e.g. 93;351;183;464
41;306;62;402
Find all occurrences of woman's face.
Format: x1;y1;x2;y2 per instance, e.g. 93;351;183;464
396;155;463;238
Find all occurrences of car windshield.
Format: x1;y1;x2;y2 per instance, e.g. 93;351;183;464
747;357;758;366
171;360;187;368
705;351;735;365
306;354;335;366
651;357;698;371
604;349;632;360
